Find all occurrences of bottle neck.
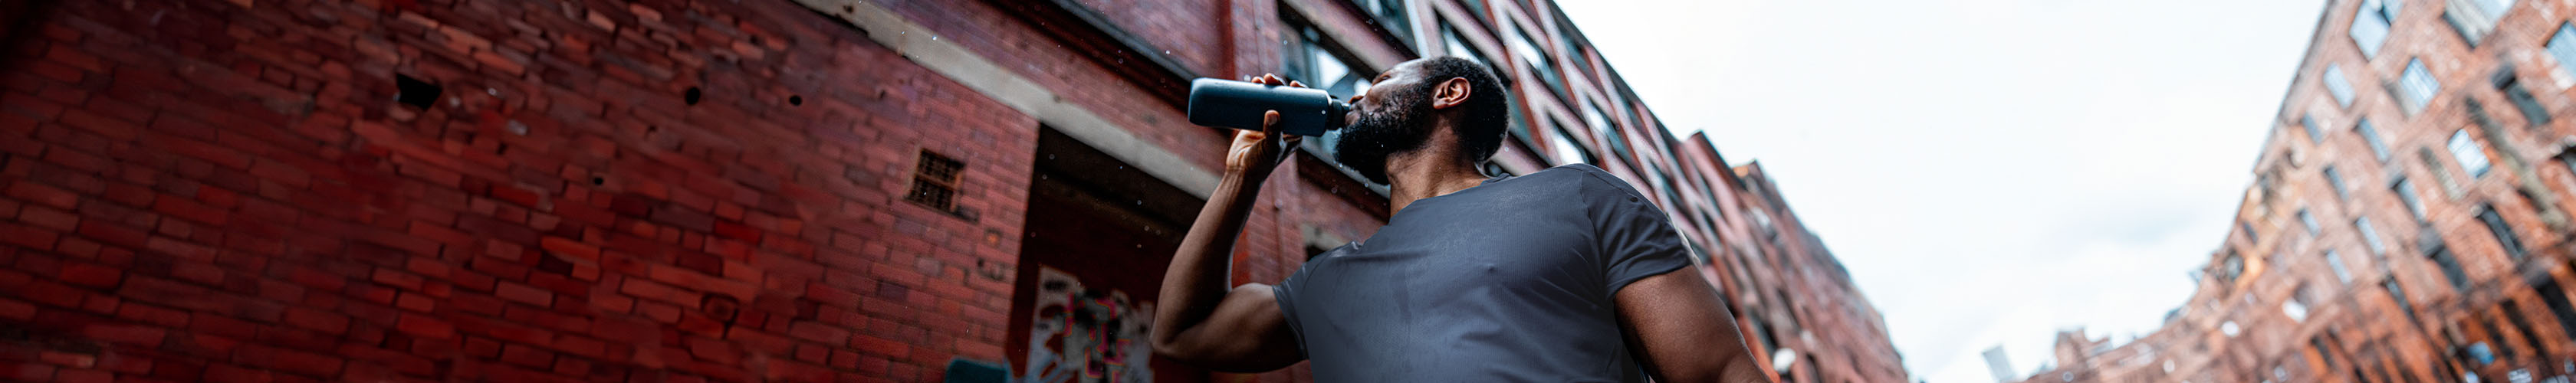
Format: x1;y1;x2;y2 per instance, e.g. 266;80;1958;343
1326;99;1351;132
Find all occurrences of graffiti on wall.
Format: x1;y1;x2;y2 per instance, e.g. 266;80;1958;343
1023;267;1156;383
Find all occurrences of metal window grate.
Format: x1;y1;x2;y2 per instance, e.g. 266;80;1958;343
906;150;964;211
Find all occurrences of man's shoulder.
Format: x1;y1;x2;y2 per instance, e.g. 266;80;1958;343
1528;164;1649;201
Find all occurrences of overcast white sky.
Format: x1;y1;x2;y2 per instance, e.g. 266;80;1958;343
1556;1;2325;381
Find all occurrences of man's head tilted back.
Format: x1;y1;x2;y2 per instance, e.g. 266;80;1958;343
1332;56;1512;185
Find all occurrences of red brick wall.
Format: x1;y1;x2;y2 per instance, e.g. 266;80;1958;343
0;0;1065;381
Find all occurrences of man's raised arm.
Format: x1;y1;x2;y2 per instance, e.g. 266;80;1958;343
1618;270;1773;382
1147;75;1308;372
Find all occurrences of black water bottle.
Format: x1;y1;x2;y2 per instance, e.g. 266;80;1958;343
1187;78;1350;137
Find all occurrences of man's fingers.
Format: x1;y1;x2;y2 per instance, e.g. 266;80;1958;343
1260;110;1281;134
1286;80;1306;88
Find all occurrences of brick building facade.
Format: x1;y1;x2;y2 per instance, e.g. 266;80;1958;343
0;0;1902;381
2013;1;2576;382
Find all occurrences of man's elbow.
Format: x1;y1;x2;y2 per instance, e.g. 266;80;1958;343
1148;332;1192;362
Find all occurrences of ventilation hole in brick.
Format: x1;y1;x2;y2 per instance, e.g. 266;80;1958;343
700;294;741;324
535;254;574;275
395;74;442;110
905;150;964;211
683;87;702;105
788;95;802;106
495;143;509;155
590;176;606;185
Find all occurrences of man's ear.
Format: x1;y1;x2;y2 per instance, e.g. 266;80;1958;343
1430;77;1472;110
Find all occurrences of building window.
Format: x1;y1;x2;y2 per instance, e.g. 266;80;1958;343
2325;165;2350;199
2351;0;2399;57
905;150;964;211
2355;119;2390;161
2532;280;2576;347
2357;217;2387;254
1283;23;1372;98
2427;236;2469;290
1582;103;1628;162
2449;129;2492;177
2327;65;2358;106
2302;114;2325;143
2400;59;2440;115
1358;0;1413;44
2421;149;2464;196
2444;0;2512;46
2223;320;2242;337
2220;251;2246;283
2553;23;2576;79
2476;206;2525;259
2387;278;2420;321
2328;250;2352;283
2393;177;2427;221
2285;300;2310;322
2300;209;2322;235
1546;118;1591;165
2505;300;2554;356
1557;17;1593;80
1442;24;1485;66
2241;221;2262;244
2313;336;2342;369
2496;71;2551;127
1504;24;1566;100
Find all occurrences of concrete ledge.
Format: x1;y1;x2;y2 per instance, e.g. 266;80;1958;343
794;0;1222;198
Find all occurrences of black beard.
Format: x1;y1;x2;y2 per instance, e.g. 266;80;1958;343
1332;85;1434;185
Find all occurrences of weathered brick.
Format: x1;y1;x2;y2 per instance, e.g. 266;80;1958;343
6;182;79;209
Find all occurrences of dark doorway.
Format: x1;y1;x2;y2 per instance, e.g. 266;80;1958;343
1006;127;1210;383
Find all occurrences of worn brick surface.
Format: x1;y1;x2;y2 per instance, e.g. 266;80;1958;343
0;0;1050;380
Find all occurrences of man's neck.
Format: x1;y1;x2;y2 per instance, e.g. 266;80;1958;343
1385;149;1489;214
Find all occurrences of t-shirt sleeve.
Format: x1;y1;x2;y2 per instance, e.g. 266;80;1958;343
1273;255;1316;358
1579;168;1695;295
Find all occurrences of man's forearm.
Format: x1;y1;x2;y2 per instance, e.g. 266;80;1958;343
1150;173;1266;347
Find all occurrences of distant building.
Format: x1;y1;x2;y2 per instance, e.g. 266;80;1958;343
1988;345;2022;382
2012;1;2576;382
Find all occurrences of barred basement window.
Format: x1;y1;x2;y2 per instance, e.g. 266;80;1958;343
906;150;964;211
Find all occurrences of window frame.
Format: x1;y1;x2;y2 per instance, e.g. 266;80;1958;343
2326;65;2358;106
2357;216;2387;255
2325;165;2351;200
2393;176;2428;221
2449;129;2494;178
2551;23;2576;80
2351;0;2397;58
2476;205;2525;259
2355;119;2391;161
2328;250;2352;283
2399;59;2441;115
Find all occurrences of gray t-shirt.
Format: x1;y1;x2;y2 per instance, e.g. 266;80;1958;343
1273;164;1694;382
